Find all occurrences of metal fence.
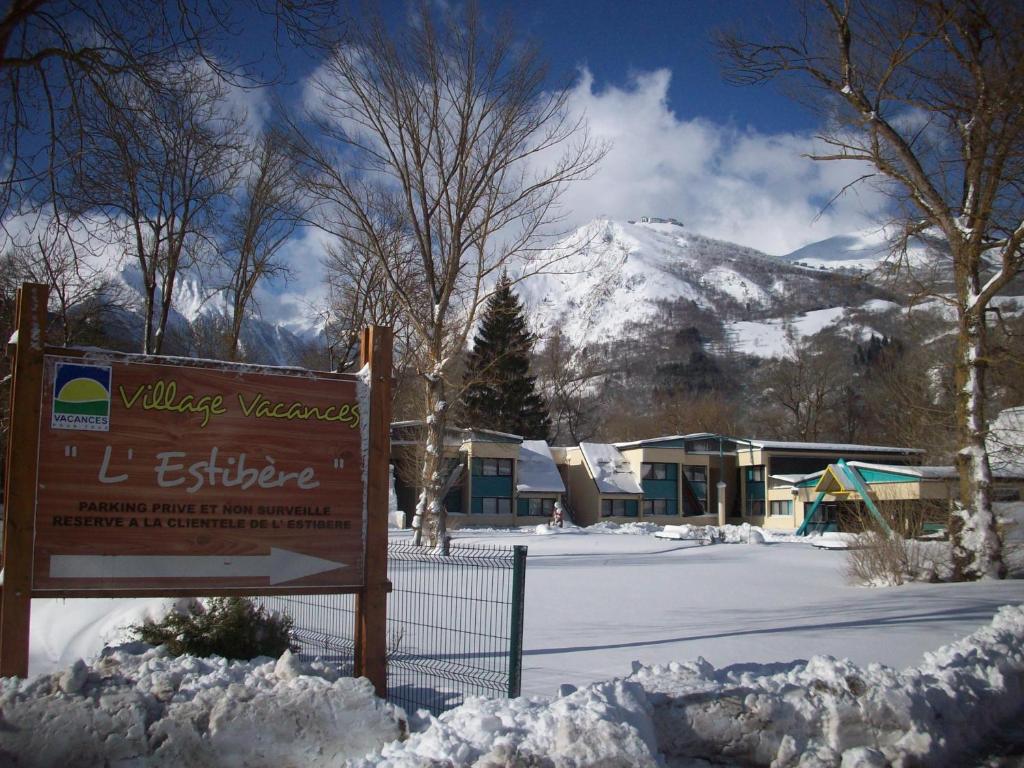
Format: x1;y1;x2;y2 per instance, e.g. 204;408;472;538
256;540;527;716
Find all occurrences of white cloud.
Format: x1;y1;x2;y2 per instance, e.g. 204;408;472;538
252;223;334;329
555;68;890;255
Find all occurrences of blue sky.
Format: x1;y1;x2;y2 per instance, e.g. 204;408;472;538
255;1;888;323
510;0;818;134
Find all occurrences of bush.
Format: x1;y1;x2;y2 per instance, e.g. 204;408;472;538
131;597;296;660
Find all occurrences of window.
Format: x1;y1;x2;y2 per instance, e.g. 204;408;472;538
520;498;556;517
643;498;670;516
475;458;513;477
479;497;512;515
685;465;707;483
601;499;638;517
682;464;707;516
745;466;765;516
641;462;674;480
770;500;792;516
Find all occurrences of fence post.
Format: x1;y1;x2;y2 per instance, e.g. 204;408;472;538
355;326;392;698
507;545;527;698
1;283;48;678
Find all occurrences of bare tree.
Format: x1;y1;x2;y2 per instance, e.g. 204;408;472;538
721;0;1024;579
537;329;602;444
0;1;341;223
7;218;126;346
73;63;247;354
322;229;417;373
295;4;603;546
755;328;846;442
219;130;304;360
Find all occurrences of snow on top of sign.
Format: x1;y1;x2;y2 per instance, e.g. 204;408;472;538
517;440;565;494
66;348;353;380
580;442;642;495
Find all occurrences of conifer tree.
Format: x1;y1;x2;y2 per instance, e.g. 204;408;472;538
460;276;552;440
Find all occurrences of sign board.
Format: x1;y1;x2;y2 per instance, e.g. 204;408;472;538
32;354;367;595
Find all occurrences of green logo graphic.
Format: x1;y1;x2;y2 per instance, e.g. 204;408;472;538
52;362;111;431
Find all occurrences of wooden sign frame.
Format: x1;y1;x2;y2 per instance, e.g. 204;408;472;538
1;284;392;696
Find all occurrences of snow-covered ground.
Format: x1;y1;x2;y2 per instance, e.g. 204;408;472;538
13;521;1024;766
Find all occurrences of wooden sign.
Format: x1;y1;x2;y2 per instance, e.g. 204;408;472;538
3;283;391;694
32;355;366;595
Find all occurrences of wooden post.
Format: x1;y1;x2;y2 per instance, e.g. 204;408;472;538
1;283;48;678
355;326;392;697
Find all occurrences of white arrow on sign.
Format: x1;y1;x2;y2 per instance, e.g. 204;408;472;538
49;548;346;585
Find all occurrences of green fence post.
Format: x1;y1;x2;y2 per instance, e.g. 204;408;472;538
507;545;528;698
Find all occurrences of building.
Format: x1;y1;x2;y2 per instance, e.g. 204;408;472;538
391;423;1024;534
557;434;921;531
390;422;564;529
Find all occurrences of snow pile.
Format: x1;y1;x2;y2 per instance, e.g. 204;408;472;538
587;520;662;535
0;645;402;767
632;604;1024;766
359;604;1024;766
353;680;661;768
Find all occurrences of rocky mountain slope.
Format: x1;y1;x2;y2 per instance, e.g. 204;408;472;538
517;218;901;354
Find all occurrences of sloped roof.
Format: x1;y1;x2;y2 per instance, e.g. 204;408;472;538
786;461;960;489
516;440;565;494
579;442;643;495
741;439;923;455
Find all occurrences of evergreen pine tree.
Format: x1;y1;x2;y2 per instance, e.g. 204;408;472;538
460;275;552;440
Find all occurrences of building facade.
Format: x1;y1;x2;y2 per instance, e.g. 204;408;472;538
391;425;1023;533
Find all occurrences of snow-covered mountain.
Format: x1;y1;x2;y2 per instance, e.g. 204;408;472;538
517;218;895;351
100;264;323;365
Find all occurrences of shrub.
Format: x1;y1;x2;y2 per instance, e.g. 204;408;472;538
131;597;296;660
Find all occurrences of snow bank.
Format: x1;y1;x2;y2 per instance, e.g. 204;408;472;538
356;604;1024;766
0;646;402;767
352;680;661;768
5;603;1024;767
633;603;1024;766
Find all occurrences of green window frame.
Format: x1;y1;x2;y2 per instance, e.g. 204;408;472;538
643;498;672;516
641;462;676;480
745;466;766;515
601;498;639;517
518;498;555;517
478;497;512;515
474;458;513;477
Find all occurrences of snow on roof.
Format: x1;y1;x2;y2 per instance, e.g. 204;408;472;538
769;473;816;485
740;439;923;455
390;421;523;445
776;462;960;486
516;440;565;494
613;433;715;450
579;442;643;495
464;427;524;443
988;406;1024;476
848;461;958;480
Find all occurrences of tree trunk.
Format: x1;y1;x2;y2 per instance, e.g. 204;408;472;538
418;373;450;549
143;280;157;354
951;301;1006;580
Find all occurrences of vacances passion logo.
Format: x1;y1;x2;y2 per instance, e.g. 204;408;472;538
51;362;112;431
